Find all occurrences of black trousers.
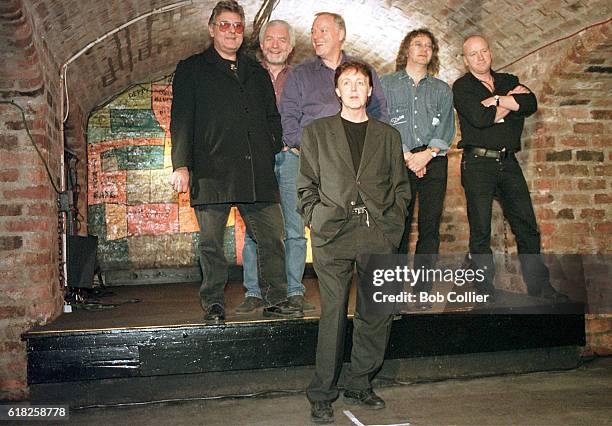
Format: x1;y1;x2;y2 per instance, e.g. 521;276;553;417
399;155;448;293
307;213;394;402
460;152;550;294
194;202;288;308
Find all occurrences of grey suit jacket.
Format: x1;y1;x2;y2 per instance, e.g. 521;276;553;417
297;113;411;248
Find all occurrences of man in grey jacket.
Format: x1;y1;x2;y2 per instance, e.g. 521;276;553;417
298;60;410;424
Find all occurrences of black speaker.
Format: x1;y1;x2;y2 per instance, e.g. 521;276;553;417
67;235;99;288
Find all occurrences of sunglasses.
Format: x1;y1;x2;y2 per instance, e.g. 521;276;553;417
213;21;245;34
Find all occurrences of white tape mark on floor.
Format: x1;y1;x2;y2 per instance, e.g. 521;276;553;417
343;409;411;426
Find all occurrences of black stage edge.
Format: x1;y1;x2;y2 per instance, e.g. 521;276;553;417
24;313;585;385
30;346;583;408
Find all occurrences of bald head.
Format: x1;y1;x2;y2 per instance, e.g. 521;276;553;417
463;35;492;76
463;35;488;54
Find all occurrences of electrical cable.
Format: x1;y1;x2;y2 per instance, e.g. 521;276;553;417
0;100;61;194
70;360;591;411
498;16;612;71
71;389;304;410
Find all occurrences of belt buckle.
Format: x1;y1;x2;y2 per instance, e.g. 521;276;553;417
499;147;507;160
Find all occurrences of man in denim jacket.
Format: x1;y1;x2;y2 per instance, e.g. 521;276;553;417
381;29;455;306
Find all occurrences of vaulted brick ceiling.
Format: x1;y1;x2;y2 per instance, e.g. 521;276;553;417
24;0;611;124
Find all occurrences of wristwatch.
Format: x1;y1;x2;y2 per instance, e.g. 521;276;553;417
494;95;500;106
429;148;437;158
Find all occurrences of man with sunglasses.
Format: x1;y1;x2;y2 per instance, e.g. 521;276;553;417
170;1;301;321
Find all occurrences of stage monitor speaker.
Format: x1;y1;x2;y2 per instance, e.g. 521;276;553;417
68;235;98;288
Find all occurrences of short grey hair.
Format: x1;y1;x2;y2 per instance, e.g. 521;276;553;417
259;19;295;48
314;12;346;42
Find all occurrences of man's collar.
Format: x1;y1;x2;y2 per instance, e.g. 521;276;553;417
314;50;347;70
204;45;240;64
400;69;431;82
261;61;289;73
468;69;498;82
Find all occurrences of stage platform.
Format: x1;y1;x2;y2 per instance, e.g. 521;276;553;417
23;279;585;385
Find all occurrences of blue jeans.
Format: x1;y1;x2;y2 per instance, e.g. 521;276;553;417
242;150;307;298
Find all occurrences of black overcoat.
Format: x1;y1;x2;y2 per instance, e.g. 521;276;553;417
170;46;283;205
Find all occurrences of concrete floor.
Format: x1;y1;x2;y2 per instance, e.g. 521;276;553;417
62;358;612;426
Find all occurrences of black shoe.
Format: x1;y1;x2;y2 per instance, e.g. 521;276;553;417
204;303;225;322
263;301;304;318
536;286;570;302
235;296;264;314
288;295;316;312
310;400;334;424
343;389;385;410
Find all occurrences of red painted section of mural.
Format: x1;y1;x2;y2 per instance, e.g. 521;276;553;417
127;203;179;236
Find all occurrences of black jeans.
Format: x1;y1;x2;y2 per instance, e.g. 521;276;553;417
194;202;288;308
399;155;448;294
461;152;550;294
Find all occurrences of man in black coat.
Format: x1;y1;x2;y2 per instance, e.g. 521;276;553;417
170;0;301;321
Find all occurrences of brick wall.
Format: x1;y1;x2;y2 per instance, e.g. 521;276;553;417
504;23;611;355
0;0;64;400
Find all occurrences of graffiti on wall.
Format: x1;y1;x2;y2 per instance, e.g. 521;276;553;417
87;80;312;271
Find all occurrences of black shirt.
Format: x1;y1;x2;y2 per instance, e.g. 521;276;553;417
452;71;537;152
341;117;368;206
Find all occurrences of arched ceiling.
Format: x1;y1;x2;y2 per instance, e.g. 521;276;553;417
23;0;611;124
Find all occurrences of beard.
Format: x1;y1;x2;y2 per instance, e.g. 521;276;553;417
263;52;289;65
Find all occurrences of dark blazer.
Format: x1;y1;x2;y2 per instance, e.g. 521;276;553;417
297;114;411;248
170;46;283;205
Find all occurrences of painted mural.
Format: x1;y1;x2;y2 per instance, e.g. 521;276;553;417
87;80;312;271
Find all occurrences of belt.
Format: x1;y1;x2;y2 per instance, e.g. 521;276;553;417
352;206;367;215
410;145;428;154
351;205;370;227
464;146;514;159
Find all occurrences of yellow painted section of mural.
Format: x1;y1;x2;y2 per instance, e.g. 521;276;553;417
87;79;313;270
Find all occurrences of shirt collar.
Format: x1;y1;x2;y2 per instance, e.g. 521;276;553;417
399;69;432;84
314;51;347;71
261;61;289;73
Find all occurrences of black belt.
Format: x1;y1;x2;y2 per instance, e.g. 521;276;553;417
464;146;514;160
410;145;428;154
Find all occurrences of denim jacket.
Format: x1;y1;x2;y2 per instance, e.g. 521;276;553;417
381;71;455;154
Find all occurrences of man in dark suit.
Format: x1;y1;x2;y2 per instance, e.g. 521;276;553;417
169;0;301;321
298;61;411;424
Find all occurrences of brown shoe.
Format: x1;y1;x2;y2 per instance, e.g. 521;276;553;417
235;296;263;314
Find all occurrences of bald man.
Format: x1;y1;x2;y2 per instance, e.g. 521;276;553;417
452;35;568;302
